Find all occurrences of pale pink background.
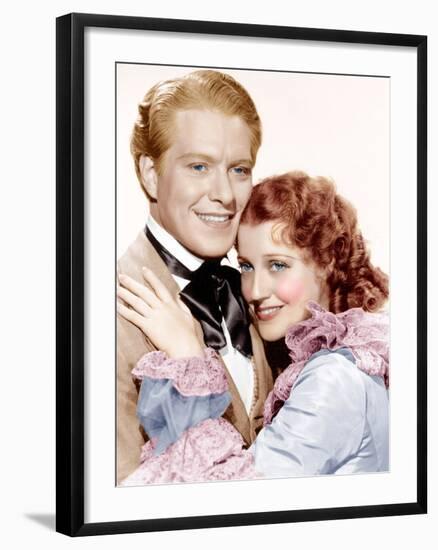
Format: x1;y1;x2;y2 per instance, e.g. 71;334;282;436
117;64;389;275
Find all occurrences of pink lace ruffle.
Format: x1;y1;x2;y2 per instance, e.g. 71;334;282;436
132;347;228;397
120;417;259;485
264;301;389;425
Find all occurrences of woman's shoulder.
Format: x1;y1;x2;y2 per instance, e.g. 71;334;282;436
263;348;362;425
296;348;365;393
263;303;389;426
285;301;389;384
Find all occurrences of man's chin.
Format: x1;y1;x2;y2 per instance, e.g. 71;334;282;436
184;237;234;260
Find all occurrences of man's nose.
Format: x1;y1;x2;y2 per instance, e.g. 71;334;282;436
208;169;234;206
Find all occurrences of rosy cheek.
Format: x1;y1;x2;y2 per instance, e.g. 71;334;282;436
276;275;305;305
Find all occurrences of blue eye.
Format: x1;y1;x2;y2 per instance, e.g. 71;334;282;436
231;166;250;176
191;164;207;172
270;261;288;272
239;262;253;273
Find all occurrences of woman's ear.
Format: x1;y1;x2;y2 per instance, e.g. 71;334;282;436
139;155;158;200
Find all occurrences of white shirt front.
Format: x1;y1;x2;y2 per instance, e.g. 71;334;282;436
147;216;255;413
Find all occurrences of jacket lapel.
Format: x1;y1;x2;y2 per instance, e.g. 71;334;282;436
248;324;273;437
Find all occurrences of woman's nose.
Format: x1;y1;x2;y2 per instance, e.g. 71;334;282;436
248;271;272;302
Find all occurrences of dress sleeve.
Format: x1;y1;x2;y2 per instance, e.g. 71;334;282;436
132;348;231;455
251;352;366;477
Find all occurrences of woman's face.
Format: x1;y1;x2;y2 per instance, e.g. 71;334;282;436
237;221;329;341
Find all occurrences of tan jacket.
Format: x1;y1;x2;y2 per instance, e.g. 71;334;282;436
116;230;273;484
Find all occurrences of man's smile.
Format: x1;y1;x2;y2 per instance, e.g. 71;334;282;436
194;211;235;227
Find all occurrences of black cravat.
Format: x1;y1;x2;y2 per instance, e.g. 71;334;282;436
145;226;252;357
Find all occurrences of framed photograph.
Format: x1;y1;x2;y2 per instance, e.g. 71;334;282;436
56;13;427;536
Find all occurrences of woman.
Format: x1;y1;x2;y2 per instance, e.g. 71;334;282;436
117;171;389;484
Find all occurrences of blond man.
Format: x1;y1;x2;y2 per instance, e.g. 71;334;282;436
117;70;272;484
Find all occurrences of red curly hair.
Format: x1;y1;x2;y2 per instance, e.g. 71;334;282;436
240;171;389;313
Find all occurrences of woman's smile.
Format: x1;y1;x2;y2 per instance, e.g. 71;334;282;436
237;221;328;341
254;304;285;321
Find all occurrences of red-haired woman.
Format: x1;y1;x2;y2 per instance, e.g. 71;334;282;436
118;171;389;484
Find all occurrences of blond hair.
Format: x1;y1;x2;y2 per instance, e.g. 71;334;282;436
131;69;262;183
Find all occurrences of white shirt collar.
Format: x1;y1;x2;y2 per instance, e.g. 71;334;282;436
146;215;204;272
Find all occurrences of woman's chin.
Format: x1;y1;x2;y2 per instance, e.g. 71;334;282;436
256;323;287;342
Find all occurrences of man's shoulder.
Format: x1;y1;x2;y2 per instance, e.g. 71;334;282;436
118;230;151;275
117;231;161;361
117;229;180;294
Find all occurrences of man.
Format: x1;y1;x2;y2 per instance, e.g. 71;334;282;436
117;69;273;484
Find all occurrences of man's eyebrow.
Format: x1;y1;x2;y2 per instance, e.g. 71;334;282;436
232;158;254;167
176;152;253;166
176;152;215;163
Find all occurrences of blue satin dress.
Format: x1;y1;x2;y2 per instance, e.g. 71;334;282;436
251;349;389;477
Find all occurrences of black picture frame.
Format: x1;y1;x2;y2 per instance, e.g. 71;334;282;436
56;12;427;537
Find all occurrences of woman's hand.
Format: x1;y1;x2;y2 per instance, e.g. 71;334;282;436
117;267;205;359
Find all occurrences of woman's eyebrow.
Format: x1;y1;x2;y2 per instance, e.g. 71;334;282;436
263;254;299;261
236;254;299;263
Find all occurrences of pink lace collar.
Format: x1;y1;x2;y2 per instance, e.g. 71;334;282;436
263;301;389;425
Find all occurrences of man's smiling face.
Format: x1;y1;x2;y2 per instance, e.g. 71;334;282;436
148;109;254;259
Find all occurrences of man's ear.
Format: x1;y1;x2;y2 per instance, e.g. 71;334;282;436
139;155;158;200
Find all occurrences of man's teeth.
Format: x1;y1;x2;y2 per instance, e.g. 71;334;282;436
259;307;282;315
197;213;230;222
